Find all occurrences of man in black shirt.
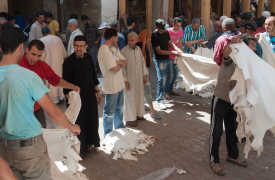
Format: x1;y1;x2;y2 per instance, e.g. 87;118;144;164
122;17;140;45
151;19;183;110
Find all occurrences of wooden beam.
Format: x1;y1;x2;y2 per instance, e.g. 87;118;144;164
217;0;221;18
201;0;210;40
146;0;152;31
223;0;231;18
242;0;250;13
168;0;174;18
257;0;264;18
187;0;192;24
270;0;275;13
119;0;126;17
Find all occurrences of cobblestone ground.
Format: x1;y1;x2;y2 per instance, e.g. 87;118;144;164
46;66;275;180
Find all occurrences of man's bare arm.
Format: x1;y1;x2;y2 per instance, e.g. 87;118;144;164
58;79;80;92
168;41;182;53
37;94;80;135
0;157;18;180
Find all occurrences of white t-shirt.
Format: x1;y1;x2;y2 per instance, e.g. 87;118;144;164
98;45;126;94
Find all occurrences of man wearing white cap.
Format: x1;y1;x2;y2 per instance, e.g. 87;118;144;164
220;15;228;21
262;11;271;18
67;19;83;56
99;22;110;45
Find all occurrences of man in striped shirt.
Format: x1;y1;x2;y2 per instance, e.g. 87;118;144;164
182;18;207;54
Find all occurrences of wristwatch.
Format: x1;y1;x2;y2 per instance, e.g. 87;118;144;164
95;90;100;93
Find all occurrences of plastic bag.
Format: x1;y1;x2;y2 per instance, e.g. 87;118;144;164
137;167;175;180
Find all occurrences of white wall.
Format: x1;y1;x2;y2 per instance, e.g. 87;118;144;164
0;0;8;13
101;0;118;24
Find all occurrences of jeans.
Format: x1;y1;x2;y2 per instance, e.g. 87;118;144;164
144;67;153;104
103;89;125;136
0;134;51;180
209;96;239;163
166;60;179;94
88;46;99;66
153;58;170;101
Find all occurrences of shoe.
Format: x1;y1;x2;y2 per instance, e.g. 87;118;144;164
145;106;150;111
150;113;162;120
158;101;167;110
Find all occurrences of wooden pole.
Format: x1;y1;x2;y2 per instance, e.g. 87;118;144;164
168;0;174;18
146;0;152;31
187;0;192;24
270;0;275;13
217;0;221;18
201;0;210;40
257;0;264;18
242;0;251;13
223;0;231;18
119;0;126;17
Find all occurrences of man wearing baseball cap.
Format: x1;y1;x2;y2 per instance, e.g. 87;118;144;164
151;19;183;110
238;21;263;58
98;22;110;46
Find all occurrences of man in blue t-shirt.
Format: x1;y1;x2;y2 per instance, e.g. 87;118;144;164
0;27;80;179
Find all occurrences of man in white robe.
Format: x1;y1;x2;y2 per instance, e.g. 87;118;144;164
67;19;83;56
40;27;67;103
121;32;148;127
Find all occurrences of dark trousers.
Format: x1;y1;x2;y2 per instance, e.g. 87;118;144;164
209;96;239;163
35;108;46;128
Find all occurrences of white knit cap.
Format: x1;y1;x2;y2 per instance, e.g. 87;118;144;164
262;11;271;18
68;19;78;26
220;15;228;21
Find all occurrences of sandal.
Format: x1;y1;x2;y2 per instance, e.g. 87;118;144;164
210;162;225;176
126;121;138;127
88;145;100;154
164;94;172;100
169;91;180;96
226;156;247;168
137;116;146;120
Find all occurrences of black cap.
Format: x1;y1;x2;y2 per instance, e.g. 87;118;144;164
241;12;252;21
156;19;166;30
256;17;266;27
237;20;257;31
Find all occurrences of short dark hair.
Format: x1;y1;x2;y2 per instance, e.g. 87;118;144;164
179;12;185;16
0;12;8;19
127;17;135;26
15;11;21;15
45;13;53;18
74;35;87;44
70;14;78;20
231;11;237;16
25;14;33;23
0;27;25;55
7;16;15;21
173;17;182;23
1;22;12;30
81;15;89;21
104;28;118;40
28;40;45;51
37;11;45;17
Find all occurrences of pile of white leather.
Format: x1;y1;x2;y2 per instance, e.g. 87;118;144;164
42;91;88;180
102;128;155;161
229;41;275;158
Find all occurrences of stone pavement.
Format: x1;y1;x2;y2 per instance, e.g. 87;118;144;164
45;66;275;180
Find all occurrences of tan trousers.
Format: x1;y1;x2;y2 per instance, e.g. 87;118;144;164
0;134;51;180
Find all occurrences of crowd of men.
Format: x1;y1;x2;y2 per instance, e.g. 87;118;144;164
1;7;275;179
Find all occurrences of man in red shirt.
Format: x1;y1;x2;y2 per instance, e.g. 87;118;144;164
19;40;80;128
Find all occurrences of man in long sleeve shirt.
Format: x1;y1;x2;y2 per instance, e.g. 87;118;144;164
19;40;80;128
